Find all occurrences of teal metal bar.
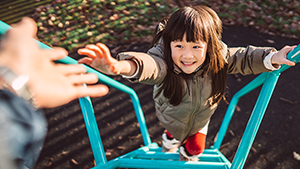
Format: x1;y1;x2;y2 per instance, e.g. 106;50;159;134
212;73;268;150
92;159;120;169
231;72;279;169
79;96;107;164
132;148;229;162
134;152;223;162
230;45;300;169
117;158;230;169
95;160;229;169
92;143;159;169
0;20;10;35
93;145;231;168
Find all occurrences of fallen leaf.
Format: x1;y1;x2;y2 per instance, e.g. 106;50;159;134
235;105;241;112
128;134;141;139
251;147;257;153
117;146;125;150
58;22;63;28
87;32;93;36
122;10;130;15
280;97;298;104
48;20;54;26
57;150;68;156
219;142;230;149
293;151;300;161
71;159;78;165
265;39;275;44
105;149;113;156
46;162;52;167
229;130;235;136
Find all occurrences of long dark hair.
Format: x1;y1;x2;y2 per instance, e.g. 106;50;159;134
150;5;228;106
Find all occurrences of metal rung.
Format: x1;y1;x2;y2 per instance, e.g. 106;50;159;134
119;158;229;169
133;152;223;162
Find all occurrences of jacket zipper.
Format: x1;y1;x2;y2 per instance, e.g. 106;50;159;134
184;76;199;139
193;76;196;83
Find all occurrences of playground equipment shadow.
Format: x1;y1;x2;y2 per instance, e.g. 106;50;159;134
34;25;300;169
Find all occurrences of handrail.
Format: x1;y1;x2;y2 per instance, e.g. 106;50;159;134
211;72;268;150
212;44;300;169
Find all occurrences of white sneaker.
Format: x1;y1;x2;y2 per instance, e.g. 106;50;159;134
179;145;201;161
161;133;180;153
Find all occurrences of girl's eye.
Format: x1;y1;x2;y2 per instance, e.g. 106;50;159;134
193;46;201;49
175;45;183;48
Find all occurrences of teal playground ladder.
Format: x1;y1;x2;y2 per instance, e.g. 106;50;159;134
1;20;300;169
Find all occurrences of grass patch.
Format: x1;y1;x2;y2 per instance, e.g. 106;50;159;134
32;0;176;51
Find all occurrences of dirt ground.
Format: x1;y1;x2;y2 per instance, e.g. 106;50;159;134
34;25;300;169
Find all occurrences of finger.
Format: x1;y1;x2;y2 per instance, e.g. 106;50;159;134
44;47;68;61
2;17;37;46
75;84;109;98
68;73;99;85
288;46;297;54
78;48;98;59
85;44;104;58
283;45;296;54
96;43;112;60
284;60;296;66
15;17;38;38
78;57;93;65
55;64;87;75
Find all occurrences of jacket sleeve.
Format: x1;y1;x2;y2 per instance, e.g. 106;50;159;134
116;43;167;85
226;45;277;75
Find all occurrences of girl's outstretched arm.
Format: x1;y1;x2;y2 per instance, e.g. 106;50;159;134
78;43;137;76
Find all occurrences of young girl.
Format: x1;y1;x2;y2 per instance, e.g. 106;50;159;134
77;5;295;161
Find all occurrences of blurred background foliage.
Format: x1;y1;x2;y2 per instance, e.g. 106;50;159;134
31;0;176;51
29;0;300;52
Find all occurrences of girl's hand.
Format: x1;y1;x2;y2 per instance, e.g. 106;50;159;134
272;45;296;66
78;43;124;75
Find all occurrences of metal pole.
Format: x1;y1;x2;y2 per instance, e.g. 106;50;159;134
230;72;279;169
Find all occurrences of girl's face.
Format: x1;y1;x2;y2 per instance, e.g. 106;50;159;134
170;34;207;74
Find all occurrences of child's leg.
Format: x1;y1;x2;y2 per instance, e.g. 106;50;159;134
179;121;209;161
185;132;206;154
161;130;180;153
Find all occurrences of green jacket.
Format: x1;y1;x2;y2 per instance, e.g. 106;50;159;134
117;42;276;141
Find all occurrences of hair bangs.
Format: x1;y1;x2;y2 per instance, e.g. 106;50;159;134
185;20;205;43
164;7;208;44
164;18;186;42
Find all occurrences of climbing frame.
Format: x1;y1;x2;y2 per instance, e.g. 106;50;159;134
1;20;300;169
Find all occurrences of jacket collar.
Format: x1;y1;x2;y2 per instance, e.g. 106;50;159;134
173;63;204;75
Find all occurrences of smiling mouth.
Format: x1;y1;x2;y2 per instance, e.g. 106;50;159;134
181;61;196;66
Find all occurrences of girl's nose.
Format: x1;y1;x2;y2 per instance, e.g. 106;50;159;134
183;49;194;58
